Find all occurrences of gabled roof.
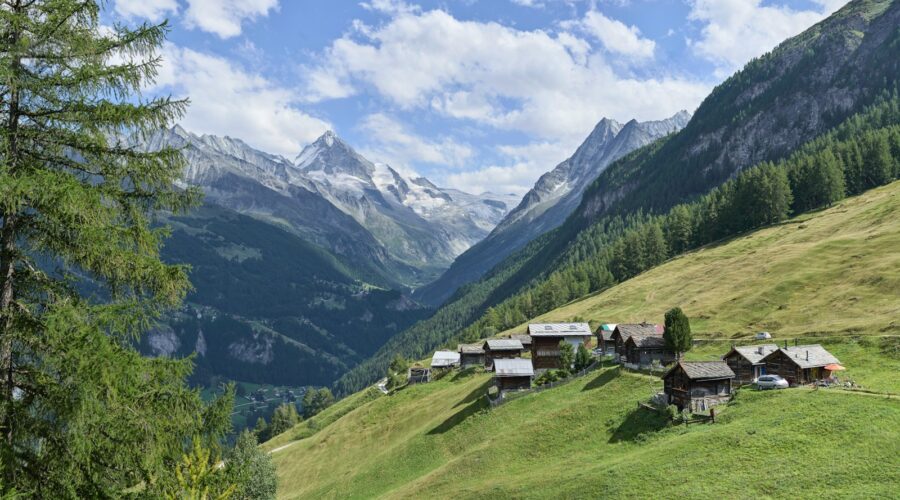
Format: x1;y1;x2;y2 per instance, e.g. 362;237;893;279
458;343;485;354
613;323;661;341
665;361;735;380
761;345;840;369
509;334;532;345
431;350;461;368
493;358;534;377
484;339;524;351
528;323;592;337
724;344;779;365
626;333;668;348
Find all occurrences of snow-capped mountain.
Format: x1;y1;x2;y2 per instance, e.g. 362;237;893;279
140;127;518;287
416;110;691;306
295;131;519;269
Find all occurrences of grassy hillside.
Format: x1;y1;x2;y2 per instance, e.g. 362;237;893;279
269;181;900;498
271;368;899;498
499;181;900;341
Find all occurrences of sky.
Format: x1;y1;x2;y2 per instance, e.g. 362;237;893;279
108;0;848;195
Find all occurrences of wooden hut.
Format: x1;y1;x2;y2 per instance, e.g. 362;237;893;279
527;323;592;370
610;323;661;359
722;344;778;384
431;350;460;371
408;366;430;384
595;324;617;355
492;358;534;393
663;361;735;412
483;339;524;369
458;343;486;368
759;345;843;386
623;334;675;367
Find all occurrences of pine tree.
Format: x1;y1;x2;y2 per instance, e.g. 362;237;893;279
574;343;592;371
269;403;300;438
0;1;231;495
663;307;692;359
224;430;277;500
863;133;894;188
558;340;575;374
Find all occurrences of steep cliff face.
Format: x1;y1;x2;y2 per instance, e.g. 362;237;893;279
577;0;900;221
416;111;690;306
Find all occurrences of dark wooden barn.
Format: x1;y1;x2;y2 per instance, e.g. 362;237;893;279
663;361;735;412
759;345;843;386
610;323;661;359
483;339;525;369
722;344;778;384
623;334;675;367
492;358;534;394
458;343;486;368
527;323;592;370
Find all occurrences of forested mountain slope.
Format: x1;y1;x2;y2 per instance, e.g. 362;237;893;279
416;112;689;306
335;0;900;394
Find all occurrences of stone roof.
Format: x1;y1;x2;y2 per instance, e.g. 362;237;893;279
493;358;534;377
528;323;592;337
626;334;667;348
431;350;460;368
613;323;661;341
763;345;840;369
509;334;532;345
725;344;779;364
484;339;524;351
458;343;485;354
666;361;735;380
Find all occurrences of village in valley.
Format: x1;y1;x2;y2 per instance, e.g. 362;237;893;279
407;310;848;420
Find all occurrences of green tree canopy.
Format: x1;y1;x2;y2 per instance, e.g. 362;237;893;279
558;340;575;374
0;1;232;496
663;307;693;358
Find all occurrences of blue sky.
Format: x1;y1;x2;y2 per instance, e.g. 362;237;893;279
109;0;846;195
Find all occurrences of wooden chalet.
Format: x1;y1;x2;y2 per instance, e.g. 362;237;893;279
483;339;525;369
408;366;430;384
458;343;486;368
431;350;460;371
623;333;675;367
759;345;843;386
527;323;592;370
722;344;778;384
609;323;661;359
663;361;735;412
595;324;617;355
492;358;534;393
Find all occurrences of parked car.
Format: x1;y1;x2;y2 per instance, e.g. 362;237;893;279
755;331;772;340
756;375;789;390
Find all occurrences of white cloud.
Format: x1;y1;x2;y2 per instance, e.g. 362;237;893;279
183;0;279;39
573;10;656;59
358;113;473;170
305;9;708;146
360;0;421;15
151;45;330;157
114;0;178;21
688;0;847;76
444;140;573;195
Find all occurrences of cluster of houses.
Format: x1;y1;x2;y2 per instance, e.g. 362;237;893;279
416;321;844;413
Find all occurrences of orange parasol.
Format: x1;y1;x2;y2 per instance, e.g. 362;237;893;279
824;364;845;371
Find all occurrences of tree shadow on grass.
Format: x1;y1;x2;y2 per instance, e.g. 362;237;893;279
581;367;620;392
428;380;491;435
608;406;670;443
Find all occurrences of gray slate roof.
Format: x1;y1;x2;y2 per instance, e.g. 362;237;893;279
726;344;779;364
458;343;485;354
667;361;735;380
510;334;532;345
528;323;592;337
485;339;524;351
598;330;615;341
493;358;534;377
614;323;661;340
627;334;667;348
431;350;461;368
766;344;840;369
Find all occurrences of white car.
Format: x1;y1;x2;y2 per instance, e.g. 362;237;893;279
756;374;789;390
755;331;772;340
